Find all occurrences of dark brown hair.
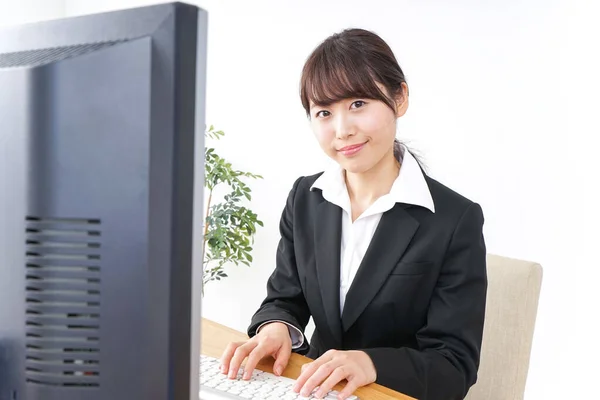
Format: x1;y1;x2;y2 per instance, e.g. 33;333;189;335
299;28;421;166
300;28;407;117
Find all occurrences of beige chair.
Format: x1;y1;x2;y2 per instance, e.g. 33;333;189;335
465;254;543;400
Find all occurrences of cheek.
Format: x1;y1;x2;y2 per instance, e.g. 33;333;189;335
360;113;396;142
312;125;335;149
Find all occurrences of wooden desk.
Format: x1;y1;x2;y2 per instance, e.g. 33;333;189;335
200;318;416;400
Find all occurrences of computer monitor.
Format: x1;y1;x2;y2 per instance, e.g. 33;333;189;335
0;2;206;399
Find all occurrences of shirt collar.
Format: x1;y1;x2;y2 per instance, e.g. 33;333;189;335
310;144;435;214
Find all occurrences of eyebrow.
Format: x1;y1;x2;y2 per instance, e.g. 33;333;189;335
309;100;334;109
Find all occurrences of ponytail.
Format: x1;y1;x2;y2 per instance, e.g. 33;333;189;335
394;138;428;174
393;138;403;162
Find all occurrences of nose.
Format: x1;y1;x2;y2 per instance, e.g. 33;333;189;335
334;113;355;140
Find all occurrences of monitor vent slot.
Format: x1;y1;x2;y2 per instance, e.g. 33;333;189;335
0;41;119;69
24;216;102;388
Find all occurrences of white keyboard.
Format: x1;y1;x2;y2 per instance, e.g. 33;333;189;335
199;354;359;400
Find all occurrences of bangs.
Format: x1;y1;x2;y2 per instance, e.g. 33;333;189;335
300;44;394;115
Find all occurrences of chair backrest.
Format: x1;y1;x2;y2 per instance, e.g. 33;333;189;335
465;254;543;400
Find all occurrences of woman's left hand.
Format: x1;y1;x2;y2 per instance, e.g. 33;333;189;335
292;349;377;399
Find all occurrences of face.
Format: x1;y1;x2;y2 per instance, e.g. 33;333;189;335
309;82;408;174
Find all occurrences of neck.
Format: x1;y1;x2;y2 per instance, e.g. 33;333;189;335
345;149;400;208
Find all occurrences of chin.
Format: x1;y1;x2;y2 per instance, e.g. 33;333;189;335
339;159;372;174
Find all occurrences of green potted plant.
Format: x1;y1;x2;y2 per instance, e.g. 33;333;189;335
202;125;263;293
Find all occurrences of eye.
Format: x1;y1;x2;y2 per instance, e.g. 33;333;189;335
351;100;367;109
315;110;330;118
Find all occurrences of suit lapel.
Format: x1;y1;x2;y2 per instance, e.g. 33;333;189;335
314;200;343;346
341;204;420;332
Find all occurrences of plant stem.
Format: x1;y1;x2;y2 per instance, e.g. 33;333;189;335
201;189;213;296
202;189;213;265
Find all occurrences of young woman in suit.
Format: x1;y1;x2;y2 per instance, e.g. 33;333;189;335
219;28;487;400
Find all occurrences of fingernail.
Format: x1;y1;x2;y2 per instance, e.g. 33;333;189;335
301;388;310;397
274;365;282;375
220;365;226;373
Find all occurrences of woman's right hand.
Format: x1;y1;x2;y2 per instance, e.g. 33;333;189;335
220;321;293;380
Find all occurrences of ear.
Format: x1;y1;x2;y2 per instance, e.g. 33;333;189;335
395;82;409;118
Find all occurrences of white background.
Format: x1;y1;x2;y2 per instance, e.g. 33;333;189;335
0;0;63;25
1;0;599;398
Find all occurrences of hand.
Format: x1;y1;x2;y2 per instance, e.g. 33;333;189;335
292;349;377;400
219;322;292;380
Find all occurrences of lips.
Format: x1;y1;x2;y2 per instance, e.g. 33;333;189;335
337;141;367;157
338;142;366;152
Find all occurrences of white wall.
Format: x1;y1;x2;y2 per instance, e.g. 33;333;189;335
11;0;599;398
0;0;64;27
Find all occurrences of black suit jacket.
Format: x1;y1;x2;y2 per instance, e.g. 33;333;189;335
248;172;487;400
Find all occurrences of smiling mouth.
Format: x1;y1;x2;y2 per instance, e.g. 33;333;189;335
337;142;366;156
338;142;366;152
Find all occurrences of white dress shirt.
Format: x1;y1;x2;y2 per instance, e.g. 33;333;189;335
258;146;436;349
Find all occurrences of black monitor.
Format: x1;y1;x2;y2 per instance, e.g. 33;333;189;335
0;2;206;399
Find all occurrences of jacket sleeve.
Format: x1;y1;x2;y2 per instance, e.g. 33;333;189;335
247;176;311;354
363;202;487;400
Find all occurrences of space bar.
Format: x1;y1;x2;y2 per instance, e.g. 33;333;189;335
199;386;248;400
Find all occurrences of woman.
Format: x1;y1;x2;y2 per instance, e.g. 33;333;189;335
219;28;487;400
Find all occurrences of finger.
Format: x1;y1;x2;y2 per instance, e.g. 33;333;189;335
272;339;292;376
220;342;244;374
293;350;337;392
314;366;349;398
242;344;270;380
337;378;359;400
301;362;311;372
228;342;257;379
299;360;339;397
293;359;324;392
